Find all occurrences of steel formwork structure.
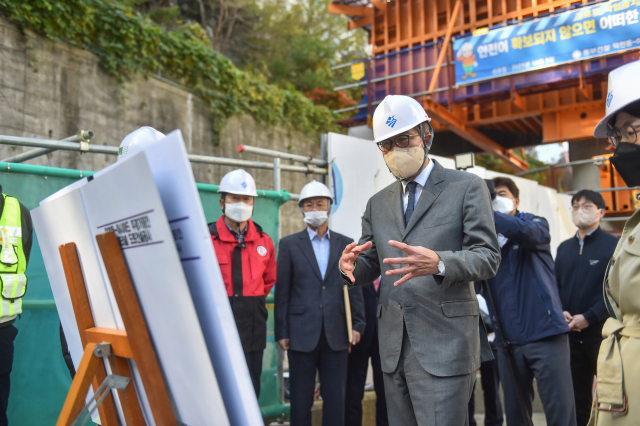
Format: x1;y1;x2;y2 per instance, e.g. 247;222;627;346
329;0;640;173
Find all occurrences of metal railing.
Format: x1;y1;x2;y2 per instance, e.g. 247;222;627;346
0;133;329;201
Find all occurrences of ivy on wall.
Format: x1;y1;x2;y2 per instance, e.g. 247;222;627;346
0;0;341;136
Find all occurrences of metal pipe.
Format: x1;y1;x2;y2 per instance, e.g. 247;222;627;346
0;135;117;155
564;186;640;195
601;217;633;222
0;135;327;175
333;62;455;92
320;134;328;185
237;144;328;167
516;157;608;176
334;86;450;114
273;158;281;192
188;154;328;175
2;131;96;163
2;148;56;163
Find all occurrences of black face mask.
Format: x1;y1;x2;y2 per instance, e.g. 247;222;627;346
610;142;640;187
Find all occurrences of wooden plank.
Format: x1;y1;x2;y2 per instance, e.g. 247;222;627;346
95;231;176;426
85;328;134;359
57;343;101;426
328;3;367;16
59;243;119;426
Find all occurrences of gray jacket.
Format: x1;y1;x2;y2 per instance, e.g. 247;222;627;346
348;160;500;376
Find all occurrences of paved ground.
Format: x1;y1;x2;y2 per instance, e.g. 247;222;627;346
269;413;548;425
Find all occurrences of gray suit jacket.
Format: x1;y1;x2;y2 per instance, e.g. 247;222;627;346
349;160;500;377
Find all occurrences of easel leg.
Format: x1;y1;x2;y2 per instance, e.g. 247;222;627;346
57;343;101;426
60;243;119;426
109;355;145;424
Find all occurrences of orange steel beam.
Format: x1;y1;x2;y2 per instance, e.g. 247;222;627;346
370;0;386;11
468;100;605;126
542;103;606;144
328;3;367;16
348;10;373;30
427;0;461;94
424;98;528;173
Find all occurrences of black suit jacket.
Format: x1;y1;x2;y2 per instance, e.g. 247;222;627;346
275;229;365;352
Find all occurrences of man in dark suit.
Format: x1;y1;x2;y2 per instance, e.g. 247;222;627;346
275;180;366;426
345;277;388;426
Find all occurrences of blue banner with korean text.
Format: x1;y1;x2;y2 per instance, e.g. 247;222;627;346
452;0;640;85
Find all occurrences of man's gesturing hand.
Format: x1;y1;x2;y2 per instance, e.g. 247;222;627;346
340;241;373;283
383;240;441;286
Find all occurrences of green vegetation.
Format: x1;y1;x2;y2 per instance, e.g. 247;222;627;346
0;0;362;136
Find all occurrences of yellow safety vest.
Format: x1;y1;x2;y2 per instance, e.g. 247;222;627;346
0;195;27;319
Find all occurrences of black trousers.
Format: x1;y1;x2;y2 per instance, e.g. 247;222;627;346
345;330;388;426
244;350;264;398
469;349;503;426
0;325;17;426
570;340;600;426
289;328;349;426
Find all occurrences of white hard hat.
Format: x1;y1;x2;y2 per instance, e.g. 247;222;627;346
117;127;165;161
298;180;333;206
218;169;258;197
372;95;431;143
594;60;640;138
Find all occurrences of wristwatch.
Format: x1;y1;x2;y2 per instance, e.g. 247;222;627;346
437;260;445;275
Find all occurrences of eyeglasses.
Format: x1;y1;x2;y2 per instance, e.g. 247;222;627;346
572;203;597;211
607;124;640;147
303;201;328;211
376;134;420;152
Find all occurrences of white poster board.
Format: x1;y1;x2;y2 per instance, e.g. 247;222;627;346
33;152;230;425
140;130;261;426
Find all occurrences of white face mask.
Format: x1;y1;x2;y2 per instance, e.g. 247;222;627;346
383;145;425;179
572;208;600;229
303;210;328;228
492;196;515;214
225;202;253;223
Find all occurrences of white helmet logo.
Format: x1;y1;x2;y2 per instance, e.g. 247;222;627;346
386;116;398;128
241;182;248;189
607;91;614;108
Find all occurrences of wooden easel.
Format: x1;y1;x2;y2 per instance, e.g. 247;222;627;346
56;231;176;426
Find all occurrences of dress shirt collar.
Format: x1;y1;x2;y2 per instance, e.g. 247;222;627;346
307;226;331;241
401;157;434;193
223;217;247;241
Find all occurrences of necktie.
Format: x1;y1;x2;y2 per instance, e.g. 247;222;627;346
404;181;417;227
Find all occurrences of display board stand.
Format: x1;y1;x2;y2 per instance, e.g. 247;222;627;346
56;231;176;426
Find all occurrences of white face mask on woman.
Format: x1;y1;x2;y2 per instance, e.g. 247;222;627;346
303;210;328;228
571;208;600;229
225;202;253;223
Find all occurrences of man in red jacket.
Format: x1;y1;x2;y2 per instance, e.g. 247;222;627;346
209;169;277;398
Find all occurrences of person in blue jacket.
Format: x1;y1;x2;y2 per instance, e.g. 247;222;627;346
488;176;575;426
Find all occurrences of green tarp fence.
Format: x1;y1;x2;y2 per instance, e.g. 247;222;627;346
0;162;290;425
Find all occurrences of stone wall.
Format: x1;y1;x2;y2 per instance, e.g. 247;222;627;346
0;17;319;238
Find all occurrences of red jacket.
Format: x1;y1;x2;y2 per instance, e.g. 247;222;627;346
210;217;276;298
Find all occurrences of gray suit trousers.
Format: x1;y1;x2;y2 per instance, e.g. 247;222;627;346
383;322;476;426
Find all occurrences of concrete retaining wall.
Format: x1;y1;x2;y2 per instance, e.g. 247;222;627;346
0;17;319;238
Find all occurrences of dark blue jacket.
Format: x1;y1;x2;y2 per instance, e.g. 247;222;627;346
488;211;569;345
274;229;366;352
555;227;617;343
